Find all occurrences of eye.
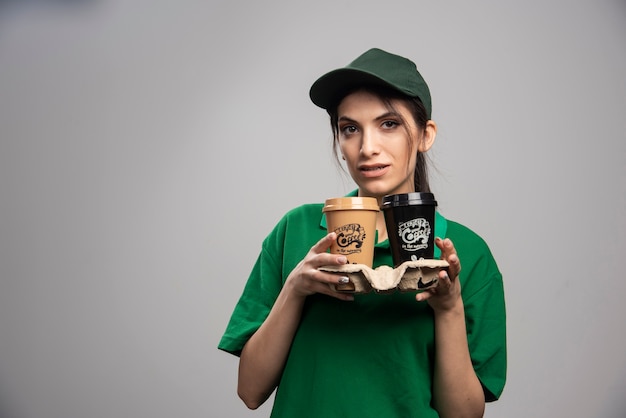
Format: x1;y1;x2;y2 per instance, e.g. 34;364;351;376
340;125;358;136
381;120;400;129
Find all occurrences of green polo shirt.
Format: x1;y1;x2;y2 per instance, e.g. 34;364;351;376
218;199;506;417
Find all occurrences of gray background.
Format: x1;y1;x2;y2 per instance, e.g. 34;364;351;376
1;1;625;417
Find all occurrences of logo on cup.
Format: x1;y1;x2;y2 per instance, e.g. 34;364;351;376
398;218;431;252
334;223;366;255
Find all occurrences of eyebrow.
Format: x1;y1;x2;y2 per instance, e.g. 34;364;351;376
337;116;358;124
338;111;401;124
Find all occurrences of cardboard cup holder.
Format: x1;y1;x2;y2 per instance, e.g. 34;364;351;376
319;259;449;294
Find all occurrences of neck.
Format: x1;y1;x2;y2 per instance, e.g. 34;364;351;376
376;211;388;243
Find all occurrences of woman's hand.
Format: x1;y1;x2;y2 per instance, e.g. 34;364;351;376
422;237;485;417
416;237;462;312
238;232;352;408
285;232;354;301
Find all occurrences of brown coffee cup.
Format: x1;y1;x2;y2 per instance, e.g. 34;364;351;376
323;197;380;291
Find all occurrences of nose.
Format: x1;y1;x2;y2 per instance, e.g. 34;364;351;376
360;128;380;157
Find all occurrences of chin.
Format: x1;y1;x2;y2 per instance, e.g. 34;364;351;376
359;183;412;198
358;185;392;198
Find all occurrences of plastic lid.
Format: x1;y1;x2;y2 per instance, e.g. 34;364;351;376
381;192;437;208
322;197;380;212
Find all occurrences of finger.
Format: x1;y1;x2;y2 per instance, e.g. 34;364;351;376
315;270;352;286
310;232;337;255
318;279;355;301
315;252;348;268
436;237;456;258
435;237;445;253
446;253;461;279
416;289;434;302
436;238;461;277
295;268;344;297
317;271;358;299
438;270;453;289
310;233;348;267
323;287;355;301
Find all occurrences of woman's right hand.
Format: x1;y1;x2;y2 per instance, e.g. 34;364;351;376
285;232;354;301
238;232;351;408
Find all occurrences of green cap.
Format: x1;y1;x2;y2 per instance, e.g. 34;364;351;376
309;48;432;119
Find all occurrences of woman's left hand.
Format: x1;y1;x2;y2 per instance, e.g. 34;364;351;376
415;237;462;312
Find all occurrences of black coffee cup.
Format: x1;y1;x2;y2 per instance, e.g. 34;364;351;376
382;192;437;266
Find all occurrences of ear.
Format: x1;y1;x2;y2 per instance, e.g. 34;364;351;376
417;120;437;152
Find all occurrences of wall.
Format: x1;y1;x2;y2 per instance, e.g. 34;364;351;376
1;1;625;417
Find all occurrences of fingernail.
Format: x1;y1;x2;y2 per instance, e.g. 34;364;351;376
337;256;347;264
339;276;350;284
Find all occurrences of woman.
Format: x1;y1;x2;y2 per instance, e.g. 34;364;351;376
218;48;506;418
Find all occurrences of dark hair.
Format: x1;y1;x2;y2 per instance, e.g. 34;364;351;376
327;85;431;193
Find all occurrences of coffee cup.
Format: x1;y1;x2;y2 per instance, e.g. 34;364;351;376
382;192;437;267
323;197;380;290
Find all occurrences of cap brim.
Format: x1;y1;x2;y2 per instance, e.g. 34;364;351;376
309;68;401;110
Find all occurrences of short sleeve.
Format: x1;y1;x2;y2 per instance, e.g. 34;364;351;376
464;268;507;401
448;221;507;401
217;222;286;356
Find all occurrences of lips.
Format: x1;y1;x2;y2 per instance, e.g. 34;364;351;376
359;164;390;178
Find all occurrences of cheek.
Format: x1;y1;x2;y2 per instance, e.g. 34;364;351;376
389;138;412;158
339;141;357;160
392;141;417;171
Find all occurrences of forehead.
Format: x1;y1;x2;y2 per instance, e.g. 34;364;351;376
337;89;411;117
